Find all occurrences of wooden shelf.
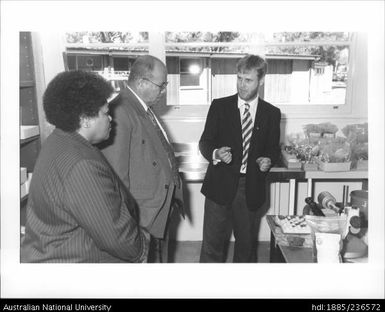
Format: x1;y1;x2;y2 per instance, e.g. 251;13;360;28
304;169;368;179
269;167;304;180
20;135;40;145
268;165;368;180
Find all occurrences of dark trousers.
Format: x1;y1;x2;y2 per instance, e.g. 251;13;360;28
200;176;258;263
147;204;174;263
147;235;169;263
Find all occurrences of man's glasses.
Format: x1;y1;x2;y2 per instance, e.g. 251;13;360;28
142;77;168;91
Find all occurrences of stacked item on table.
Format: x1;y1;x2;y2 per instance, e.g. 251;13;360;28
274;215;311;234
341;123;368;170
282;122;367;172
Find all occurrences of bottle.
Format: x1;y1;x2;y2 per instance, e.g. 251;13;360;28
317;191;342;214
348;207;368;237
349;215;362;235
304;197;325;216
342;185;349;208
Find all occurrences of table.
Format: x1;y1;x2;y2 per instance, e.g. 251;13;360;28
266;215;368;263
266;215;314;263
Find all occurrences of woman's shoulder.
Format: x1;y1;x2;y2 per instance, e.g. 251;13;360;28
47;130;103;167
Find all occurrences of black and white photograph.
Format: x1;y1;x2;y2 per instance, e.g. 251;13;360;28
1;0;384;303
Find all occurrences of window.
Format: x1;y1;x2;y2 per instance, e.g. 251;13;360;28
177;58;209;105
163;31;352;107
66;55;104;71
180;58;203;87
64;31;357;115
64;31;149;74
113;57;132;71
263;32;351;106
64;32;148;92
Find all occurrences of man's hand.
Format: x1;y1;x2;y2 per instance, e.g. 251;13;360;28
173;198;185;219
256;157;271;172
215;146;232;164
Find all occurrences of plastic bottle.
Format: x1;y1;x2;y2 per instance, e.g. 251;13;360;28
318;191;342;214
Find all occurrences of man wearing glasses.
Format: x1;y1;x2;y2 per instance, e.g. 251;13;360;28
100;55;183;263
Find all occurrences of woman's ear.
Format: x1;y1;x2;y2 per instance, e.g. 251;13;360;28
79;116;91;129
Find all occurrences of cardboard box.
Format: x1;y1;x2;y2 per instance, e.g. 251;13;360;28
356;160;368;170
281;150;302;169
20;125;39;139
317;160;351;172
20;182;28;199
302;162;318;171
20;167;27;184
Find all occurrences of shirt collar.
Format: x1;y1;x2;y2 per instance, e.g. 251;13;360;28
127;85;149;112
237;94;259;110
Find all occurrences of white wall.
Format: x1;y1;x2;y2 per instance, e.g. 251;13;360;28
31;32;66;141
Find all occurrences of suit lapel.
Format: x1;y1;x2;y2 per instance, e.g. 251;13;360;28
122;88;147;118
227;95;242;145
123;88;172;171
249;98;266;153
253;98;265;133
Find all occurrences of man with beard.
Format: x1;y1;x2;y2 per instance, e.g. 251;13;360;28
199;54;281;263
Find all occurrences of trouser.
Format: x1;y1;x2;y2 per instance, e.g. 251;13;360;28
200;176;258;263
147;201;175;263
147;233;170;263
147;183;184;263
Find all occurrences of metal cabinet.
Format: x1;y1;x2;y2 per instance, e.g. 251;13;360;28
20;32;41;228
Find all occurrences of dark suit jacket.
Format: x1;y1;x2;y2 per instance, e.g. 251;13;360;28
21;129;147;263
200;94;281;210
100;88;183;238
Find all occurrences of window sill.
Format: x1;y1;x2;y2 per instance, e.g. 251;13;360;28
160;102;366;121
179;87;205;91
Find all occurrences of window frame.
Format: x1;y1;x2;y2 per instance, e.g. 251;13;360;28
162;32;361;120
262;34;355;118
179;57;205;90
64;32;365;120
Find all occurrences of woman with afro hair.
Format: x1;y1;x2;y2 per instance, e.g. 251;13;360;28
21;70;148;263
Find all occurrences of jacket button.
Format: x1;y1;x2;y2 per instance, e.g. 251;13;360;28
165;185;169;189
153;161;157;166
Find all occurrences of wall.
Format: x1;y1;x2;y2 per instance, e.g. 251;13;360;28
31;32;65;141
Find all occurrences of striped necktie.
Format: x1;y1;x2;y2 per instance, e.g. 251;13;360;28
241;103;253;172
146;108;180;188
